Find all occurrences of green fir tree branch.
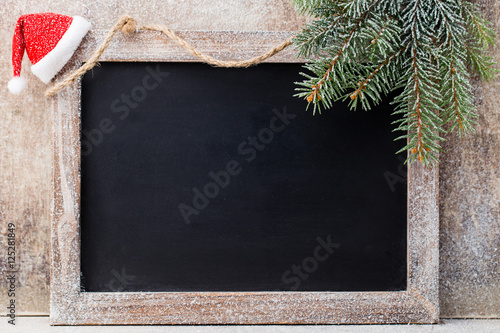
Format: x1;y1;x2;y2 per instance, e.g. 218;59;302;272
291;0;497;165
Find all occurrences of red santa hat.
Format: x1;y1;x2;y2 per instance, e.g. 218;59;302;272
8;12;91;94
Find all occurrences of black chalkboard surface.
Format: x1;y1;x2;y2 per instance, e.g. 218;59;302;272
80;62;406;293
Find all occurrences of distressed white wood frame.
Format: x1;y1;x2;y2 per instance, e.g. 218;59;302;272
50;30;439;325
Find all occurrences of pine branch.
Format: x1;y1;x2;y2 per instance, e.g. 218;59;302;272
370;17;391;45
464;41;497;80
293;17;343;58
434;0;478;135
461;0;496;47
393;45;444;164
296;0;381;113
291;0;497;165
348;45;405;107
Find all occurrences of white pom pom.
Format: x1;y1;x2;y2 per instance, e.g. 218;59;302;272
8;76;28;94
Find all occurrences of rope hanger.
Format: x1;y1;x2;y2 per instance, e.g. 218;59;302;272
45;15;293;97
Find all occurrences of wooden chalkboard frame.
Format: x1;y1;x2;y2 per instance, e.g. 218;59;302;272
50;30;439;325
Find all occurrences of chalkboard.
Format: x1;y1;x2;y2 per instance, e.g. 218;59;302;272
80;62;407;293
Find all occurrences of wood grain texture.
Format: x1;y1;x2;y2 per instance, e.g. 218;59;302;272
438;0;500;318
49;31;438;325
0;0;307;316
77;30;301;63
0;0;497;319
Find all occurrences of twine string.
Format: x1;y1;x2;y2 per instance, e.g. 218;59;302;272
45;16;293;97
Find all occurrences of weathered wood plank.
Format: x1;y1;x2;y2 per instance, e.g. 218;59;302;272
438;0;500;318
0;0;307;316
0;0;497;319
77;30;301;63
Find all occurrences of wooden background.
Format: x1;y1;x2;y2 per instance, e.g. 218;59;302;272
0;0;498;318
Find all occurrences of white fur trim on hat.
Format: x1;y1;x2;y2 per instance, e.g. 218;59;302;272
31;16;91;84
8;76;28;94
